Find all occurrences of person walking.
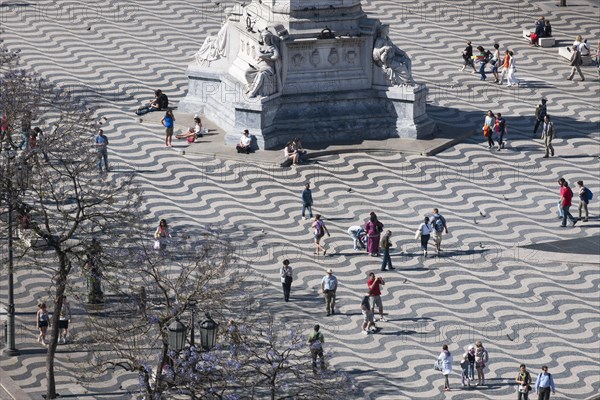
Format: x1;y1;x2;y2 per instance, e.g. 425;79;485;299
307;324;325;372
311;214;330;255
301;183;314;220
516;364;533;400
161;110;175;147
473;46;487;80
380;230;394;270
364;212;383;257
18;113;32;150
535;366;556;400
475;340;489;385
360;293;377;334
541;115;555;158
483;110;495;149
280;259;293;302
460;41;477;72
58;295;71;344
431;208;448;255
567;45;585;81
437;344;453;392
95;129;109;174
494;112;507;150
154;219;172;250
498;49;511;85
506;50;519;86
466;345;476;383
321;268;337;316
416;216;433;256
491;43;501;83
36;303;50;346
558;178;577;227
367;272;386;321
533;98;548;135
577;180;590;222
348;225;366;250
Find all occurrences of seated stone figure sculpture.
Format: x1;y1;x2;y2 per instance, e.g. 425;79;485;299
245;29;281;98
373;25;415;86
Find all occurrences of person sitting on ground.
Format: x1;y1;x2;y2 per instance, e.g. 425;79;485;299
292;137;307;163
284;140;300;165
176;117;204;142
136;89;169;115
235;130;252;154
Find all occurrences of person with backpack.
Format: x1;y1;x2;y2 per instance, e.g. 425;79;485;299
307;324;325;372
516;364;532;400
364;212;384;257
577;180;591;222
533;98;547;136
558;178;577;227
312;214;330;255
431;208;449;255
535;366;556;399
301;182;314;220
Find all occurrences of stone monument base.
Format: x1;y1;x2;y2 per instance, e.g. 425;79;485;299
179;65;436;149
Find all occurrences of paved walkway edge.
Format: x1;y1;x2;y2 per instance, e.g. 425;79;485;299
0;372;34;400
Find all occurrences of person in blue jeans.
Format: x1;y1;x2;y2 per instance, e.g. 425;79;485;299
95;129;109;173
301;182;313;219
380;230;394;271
474;46;487;81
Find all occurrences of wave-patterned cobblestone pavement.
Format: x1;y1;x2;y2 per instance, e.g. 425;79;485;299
0;0;598;399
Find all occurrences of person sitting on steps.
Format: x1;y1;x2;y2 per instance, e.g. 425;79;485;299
236;130;252;154
136;89;169;116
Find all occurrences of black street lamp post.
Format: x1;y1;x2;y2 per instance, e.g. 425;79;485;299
2;148;20;356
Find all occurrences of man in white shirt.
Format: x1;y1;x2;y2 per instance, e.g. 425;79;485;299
321;269;338;316
235;129;252;154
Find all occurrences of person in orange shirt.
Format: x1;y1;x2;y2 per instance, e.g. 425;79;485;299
498;50;511;85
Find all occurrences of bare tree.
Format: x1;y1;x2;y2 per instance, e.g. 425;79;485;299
0;42;142;399
170;315;359;400
79;237;258;400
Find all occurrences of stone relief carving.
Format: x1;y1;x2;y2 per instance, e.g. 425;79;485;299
345;50;356;64
310;49;321;67
291;53;304;68
328;48;339;65
372;25;415;86
195;21;230;66
245;29;282;98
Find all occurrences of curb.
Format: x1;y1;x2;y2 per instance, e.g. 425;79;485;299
0;372;33;400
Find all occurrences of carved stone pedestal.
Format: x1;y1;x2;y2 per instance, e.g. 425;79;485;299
179;0;436;149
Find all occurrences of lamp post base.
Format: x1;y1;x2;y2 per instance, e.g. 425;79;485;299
3;348;20;357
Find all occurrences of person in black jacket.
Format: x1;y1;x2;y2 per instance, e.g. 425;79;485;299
460;41;477;72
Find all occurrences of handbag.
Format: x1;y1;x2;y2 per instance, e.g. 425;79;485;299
434;359;443;371
483;125;491;137
153;240;161;250
414;228;421;240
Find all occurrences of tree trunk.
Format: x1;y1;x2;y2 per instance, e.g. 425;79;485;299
559;0;566;6
45;252;68;399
